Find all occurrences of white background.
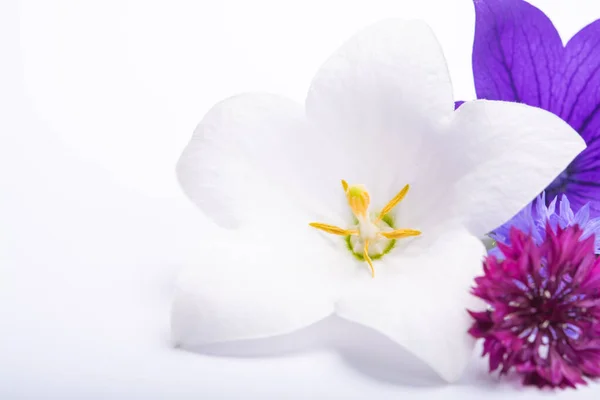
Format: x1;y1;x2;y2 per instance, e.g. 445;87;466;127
2;0;600;398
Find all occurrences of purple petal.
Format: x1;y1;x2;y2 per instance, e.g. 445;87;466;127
472;0;563;108
582;217;600;253
574;202;591;226
562;138;600;216
548;20;600;218
547;193;557;215
559;195;575;224
488;246;504;260
534;192;547;220
552;20;600;142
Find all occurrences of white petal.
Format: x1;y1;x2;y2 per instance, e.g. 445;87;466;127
307;18;453;131
304;19;454;205
176;94;315;228
171;222;353;348
448;100;585;237
336;229;485;382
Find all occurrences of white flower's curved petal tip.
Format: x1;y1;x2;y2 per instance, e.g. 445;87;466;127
306;18;454;133
451;100;586;237
175;93;305;229
171;231;344;349
336;230;485;382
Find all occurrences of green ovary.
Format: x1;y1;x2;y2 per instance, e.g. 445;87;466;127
345;214;396;261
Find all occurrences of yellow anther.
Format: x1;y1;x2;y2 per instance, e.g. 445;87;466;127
309;222;358;236
346;184;370;218
364;240;375;278
341;179;349;192
376;184;410;223
380;229;422;239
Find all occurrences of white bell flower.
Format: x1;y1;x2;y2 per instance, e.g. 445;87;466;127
172;19;585;382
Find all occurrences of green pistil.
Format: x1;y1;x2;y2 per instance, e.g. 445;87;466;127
345;213;396;261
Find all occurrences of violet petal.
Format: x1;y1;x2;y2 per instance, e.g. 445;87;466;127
472;0;563;108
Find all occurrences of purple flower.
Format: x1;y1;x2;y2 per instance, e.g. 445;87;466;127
470;0;600;216
490;193;600;257
469;225;600;388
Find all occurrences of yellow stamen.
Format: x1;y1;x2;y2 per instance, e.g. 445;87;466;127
364;240;375;278
346;184;370;217
380;229;422;239
341;179;349;192
309;222;358;236
376;184;410;223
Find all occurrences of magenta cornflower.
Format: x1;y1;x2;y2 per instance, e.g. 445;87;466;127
469;225;600;388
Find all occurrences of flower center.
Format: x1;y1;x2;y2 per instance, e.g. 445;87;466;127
345;213;397;261
309;180;421;277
